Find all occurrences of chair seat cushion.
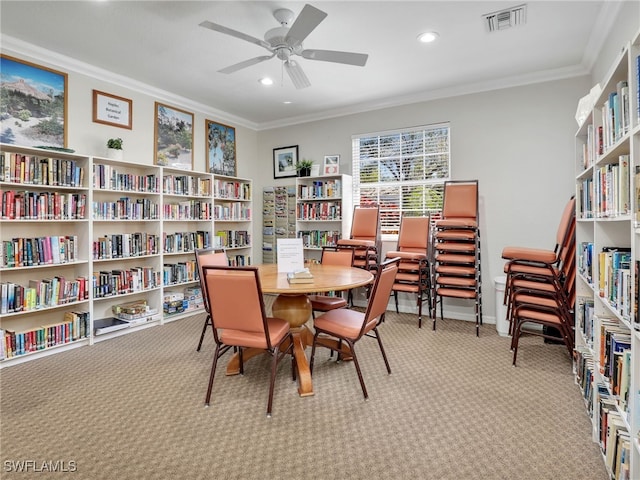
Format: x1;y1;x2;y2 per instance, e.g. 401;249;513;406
435;218;477;228
337;239;376;248
309;295;348;311
313;308;371;340
221;317;289;349
501;246;557;263
385;251;426;262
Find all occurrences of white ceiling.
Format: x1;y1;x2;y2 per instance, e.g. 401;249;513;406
0;1;620;129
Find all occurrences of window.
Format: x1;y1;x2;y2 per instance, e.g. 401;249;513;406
351;123;450;235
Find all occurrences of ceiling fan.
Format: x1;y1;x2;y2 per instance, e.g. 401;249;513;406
199;3;368;89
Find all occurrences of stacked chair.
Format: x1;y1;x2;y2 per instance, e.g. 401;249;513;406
337;206;381;272
432;180;482;335
307;246;355;318
501;196;576;366
194;247;229;351
384;214;433;328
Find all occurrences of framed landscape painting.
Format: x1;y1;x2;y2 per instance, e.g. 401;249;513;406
154;102;193;170
273;145;298;179
206;119;236;176
0;54;68;148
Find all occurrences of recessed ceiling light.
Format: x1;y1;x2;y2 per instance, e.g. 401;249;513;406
417;31;439;43
259;77;274;86
283;101;292;104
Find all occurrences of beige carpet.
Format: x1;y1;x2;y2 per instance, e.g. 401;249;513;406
0;300;607;480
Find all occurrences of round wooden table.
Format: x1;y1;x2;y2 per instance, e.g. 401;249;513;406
225;263;374;397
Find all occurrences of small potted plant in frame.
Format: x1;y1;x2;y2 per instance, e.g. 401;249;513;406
296;159;314;177
106;137;123;160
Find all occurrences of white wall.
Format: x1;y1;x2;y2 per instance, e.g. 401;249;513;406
255;76;590;322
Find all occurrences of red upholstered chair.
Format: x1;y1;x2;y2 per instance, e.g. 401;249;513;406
202;265;295;417
307;246;355;318
385;214;433;328
309;257;400;399
337;206;381;272
433;180;482;335
194;247;229;351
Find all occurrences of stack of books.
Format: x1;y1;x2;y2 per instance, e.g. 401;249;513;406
287;268;314;284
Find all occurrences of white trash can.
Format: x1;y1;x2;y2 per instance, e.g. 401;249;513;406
494;276;509;337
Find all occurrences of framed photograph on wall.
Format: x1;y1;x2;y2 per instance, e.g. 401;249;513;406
206;119;236;176
273;145;298;179
93;90;132;129
323;155;340;175
154;102;193;170
0;54;68;148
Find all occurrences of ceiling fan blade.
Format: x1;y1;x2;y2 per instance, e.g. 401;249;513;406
284;4;327;45
284;60;311;89
218;54;275;74
199;20;272;51
301;49;368;67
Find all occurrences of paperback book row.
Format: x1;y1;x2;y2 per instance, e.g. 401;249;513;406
93;233;160;260
163;285;203;316
297;179;342;199
577;155;630;219
213;230;250;249
596;384;632;480
597;317;632;415
0;152;85;187
92;267;160;298
162;200;211;220
162;230;210;254
296;202;342;221
1;190;87;220
213;202;251;221
213;179;251;201
162;174;210;197
93;163;160;193
600;79;632;153
0;311;89;360
92;197;159;220
1;235;79;268
297;230;342;249
0;276;89;314
162;260;197;286
591;246;632;321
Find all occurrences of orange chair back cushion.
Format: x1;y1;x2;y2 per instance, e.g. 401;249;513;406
442;183;477;219
351;207;379;241
398;217;430;251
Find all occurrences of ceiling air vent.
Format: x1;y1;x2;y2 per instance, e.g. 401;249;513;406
483;4;527;32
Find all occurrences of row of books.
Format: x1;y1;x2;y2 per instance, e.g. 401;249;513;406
227;254;251;266
93;233;160;260
296;202;342;221
574;347;595;416
601;80;631;152
0;277;89;314
213;179;251;200
597;247;632;320
214;230;250;249
1;235;79;268
93;163;160;193
92;267;160;298
596;385;631;479
162;174;210;197
0;152;85;187
0;311;90;360
597;317;632;413
162;260;197;285
92;198;159;220
576;296;595;347
162;200;211;220
1;190;87;220
213;202;251;221
578;241;593;284
297;230;342;249
298;179;342;199
162;230;210;254
578;155;630;219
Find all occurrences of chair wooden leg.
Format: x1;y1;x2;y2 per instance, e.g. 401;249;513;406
196;315;211;352
205;345;222;406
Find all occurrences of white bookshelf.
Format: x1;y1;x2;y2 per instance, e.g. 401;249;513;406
212;174;252;266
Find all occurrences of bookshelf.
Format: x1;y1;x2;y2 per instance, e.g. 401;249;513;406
295;174;353;262
0;144;92;363
0;144;216;365
262;185;296;264
212;174;252;266
574;28;640;479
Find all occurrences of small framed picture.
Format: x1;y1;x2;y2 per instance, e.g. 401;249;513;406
273;145;298;179
323;155;340;175
93;90;132;129
206;119;236;176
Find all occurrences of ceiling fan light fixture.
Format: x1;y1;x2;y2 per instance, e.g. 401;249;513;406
417;31;439;43
259;77;274;86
